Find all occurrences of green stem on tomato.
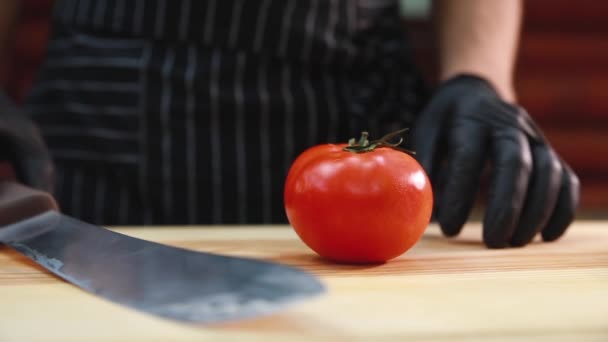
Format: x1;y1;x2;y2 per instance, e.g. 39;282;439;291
343;128;416;155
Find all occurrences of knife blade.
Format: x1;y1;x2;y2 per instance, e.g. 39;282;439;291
0;180;324;323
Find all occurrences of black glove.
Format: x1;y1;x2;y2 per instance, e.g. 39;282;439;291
0;91;54;191
413;75;580;248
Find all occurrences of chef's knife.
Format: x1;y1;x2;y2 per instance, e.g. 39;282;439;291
0;180;324;323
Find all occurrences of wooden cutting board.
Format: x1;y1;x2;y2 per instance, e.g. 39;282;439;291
0;222;607;341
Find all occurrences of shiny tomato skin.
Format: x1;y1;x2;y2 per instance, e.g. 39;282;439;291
284;144;433;264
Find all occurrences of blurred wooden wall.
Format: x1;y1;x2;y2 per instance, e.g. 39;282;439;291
405;0;608;215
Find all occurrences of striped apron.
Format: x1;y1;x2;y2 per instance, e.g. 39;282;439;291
25;0;427;225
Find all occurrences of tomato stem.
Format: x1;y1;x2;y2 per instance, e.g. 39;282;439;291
344;128;416;155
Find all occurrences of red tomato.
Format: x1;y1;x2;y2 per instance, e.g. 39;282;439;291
284;140;433;264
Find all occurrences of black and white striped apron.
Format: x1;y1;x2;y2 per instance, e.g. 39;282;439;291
25;0;427;225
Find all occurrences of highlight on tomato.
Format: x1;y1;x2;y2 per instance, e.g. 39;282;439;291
284;129;433;264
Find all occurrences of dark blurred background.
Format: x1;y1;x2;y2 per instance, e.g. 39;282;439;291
1;0;606;218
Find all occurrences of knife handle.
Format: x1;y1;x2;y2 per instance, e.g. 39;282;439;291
0;179;58;227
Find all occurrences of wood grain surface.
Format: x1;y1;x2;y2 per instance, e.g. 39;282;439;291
0;222;607;342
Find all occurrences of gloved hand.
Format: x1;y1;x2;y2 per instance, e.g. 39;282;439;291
413;74;580;248
0;91;54;191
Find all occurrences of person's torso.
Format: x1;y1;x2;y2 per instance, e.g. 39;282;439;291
24;0;427;225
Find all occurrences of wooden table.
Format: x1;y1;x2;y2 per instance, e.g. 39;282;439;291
1;222;607;341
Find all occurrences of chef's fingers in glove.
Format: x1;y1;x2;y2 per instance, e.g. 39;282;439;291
436;116;488;237
413;80;478;225
482;105;580;247
541;162;580;242
483;127;531;248
509;146;562;246
0;92;54;191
